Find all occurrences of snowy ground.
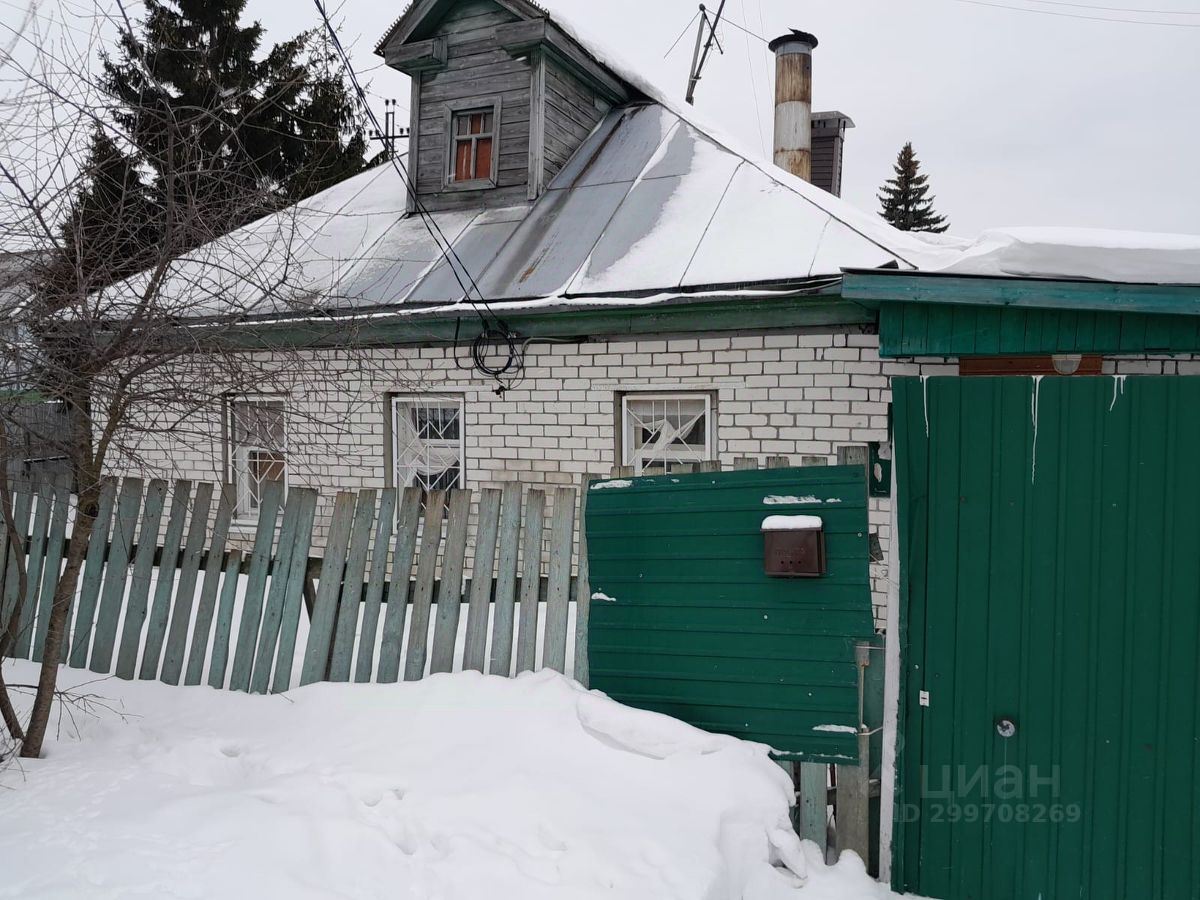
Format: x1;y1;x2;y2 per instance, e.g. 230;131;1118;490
0;660;914;900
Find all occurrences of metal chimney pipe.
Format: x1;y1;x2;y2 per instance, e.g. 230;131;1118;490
769;30;819;182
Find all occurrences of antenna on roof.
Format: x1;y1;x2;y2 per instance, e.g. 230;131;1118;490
685;1;728;105
369;99;410;161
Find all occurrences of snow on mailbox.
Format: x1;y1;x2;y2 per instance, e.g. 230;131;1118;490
762;515;826;578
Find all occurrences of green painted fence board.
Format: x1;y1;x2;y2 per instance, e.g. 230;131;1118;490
300;491;356;686
184;484;235;686
12;482;53;659
488;482;523;677
89;477;144;673
228;481;283;692
254;488;318;694
139;481;192;679
115;479;168;679
404;491;446;682
376;487;422;684
160;481;214;685
69;478;117;668
515;490;546;674
893;375;1200;900
542;486;577;674
355;488;397;684
31;481;70;664
430;489;472;675
207;550;243;689
269;490;319;694
2;486;34;653
586;467;872;762
462;488;501;673
329;489;378;683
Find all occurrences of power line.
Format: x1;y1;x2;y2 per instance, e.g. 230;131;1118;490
948;0;1200;26
1025;0;1200;14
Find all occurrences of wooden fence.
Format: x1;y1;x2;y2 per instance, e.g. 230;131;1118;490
1;476;593;694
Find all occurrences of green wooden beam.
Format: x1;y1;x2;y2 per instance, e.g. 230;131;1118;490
198;291;870;351
843;271;1200;317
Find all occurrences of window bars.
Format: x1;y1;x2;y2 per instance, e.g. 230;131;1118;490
393;396;465;492
622;394;713;474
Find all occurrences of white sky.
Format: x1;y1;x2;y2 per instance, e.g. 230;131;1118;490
3;0;1198;239
243;0;1200;239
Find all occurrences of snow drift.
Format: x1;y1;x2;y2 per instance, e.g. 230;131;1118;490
0;660;904;899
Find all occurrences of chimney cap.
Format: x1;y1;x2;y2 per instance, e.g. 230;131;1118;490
768;29;819;54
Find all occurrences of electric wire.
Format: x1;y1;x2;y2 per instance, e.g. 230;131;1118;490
663;9;701;58
947;0;1200;25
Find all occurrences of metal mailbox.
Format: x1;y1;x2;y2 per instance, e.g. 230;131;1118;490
762;515;826;578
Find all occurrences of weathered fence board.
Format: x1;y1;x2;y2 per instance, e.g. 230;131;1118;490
161;481;214;685
488;481;522;677
430;489;472;675
31;482;70;664
253;488;318;694
300;491;356;687
115;479;167;679
70;478;116;668
355;487;397;684
90;477;143;673
573;475;593;689
376;487;421;684
462;488;501;673
404;491;447;681
13;481;53;659
515;489;546;674
228;481;283;692
185;484;235;687
542;486;576;674
207;549;244;690
329;489;379;683
269;491;319;695
139;480;191;679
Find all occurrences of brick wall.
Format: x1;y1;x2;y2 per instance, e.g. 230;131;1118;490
114;328;967;629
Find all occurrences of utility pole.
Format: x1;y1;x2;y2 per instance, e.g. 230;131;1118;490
370;99;410;161
685;0;727;105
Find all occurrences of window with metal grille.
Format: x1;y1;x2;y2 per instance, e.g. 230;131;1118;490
449;109;495;183
393;396;465;493
229;398;287;520
621;394;714;474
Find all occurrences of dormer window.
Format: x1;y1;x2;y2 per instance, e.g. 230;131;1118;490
445;100;500;188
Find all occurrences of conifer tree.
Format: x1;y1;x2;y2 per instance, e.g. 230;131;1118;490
878;142;950;233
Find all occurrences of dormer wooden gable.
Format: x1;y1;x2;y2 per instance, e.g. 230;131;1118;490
376;0;635;213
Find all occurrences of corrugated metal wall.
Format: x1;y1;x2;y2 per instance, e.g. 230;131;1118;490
894;376;1200;899
586;466;873;763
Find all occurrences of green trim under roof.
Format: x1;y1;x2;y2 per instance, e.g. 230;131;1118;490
843;271;1200;358
200;290;872;350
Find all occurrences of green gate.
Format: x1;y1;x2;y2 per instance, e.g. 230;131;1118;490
586;466;873;762
894;376;1200;899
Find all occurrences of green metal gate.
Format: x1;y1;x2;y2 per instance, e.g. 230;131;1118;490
894;376;1200;900
586;466;873;763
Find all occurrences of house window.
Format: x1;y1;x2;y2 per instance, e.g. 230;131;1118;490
450;109;495;183
229;398;287;520
621;394;714;474
393;396;465;492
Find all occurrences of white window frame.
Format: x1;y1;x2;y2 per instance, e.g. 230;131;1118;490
227;395;288;523
620;392;715;475
392;395;467;492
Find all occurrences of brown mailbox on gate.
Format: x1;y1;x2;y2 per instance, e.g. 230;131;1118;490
762;515;826;578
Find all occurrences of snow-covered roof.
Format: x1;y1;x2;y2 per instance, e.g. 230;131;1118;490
920;227;1200;285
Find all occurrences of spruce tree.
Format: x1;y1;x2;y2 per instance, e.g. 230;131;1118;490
59;0;367;289
878;142;950;233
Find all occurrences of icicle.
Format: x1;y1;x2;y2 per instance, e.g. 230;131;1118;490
1109;374;1127;412
921;374;930;438
1030;375;1044;484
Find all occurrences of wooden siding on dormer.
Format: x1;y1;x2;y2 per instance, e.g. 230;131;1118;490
542;54;608;188
413;0;532;211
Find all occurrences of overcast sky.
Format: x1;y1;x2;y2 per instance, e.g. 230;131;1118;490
238;0;1200;239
